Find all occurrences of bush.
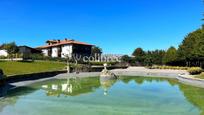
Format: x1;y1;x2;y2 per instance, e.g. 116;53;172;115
148;65;189;70
30;54;44;60
30;54;67;62
89;62;118;66
0;56;7;59
187;67;203;75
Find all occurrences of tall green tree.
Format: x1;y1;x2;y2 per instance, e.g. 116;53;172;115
163;46;177;64
144;50;165;65
132;48;145;65
131;48;165;66
144;51;153;66
177;26;204;67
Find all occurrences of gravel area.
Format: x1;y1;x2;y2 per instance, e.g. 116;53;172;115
111;67;187;78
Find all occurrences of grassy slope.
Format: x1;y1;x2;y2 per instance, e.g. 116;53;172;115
0;61;66;76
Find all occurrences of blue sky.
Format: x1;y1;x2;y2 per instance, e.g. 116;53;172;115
0;0;203;54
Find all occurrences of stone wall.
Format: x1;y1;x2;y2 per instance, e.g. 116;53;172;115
177;75;204;88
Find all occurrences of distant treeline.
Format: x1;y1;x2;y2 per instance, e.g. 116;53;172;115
122;25;204;68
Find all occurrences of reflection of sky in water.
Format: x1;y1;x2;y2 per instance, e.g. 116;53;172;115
0;77;203;115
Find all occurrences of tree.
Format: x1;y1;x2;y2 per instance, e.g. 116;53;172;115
149;50;165;65
131;48;145;65
121;55;131;63
2;42;19;59
91;46;102;62
163;46;177;64
91;46;102;56
144;51;153;66
132;47;145;57
177;26;204;67
131;48;166;66
144;50;165;65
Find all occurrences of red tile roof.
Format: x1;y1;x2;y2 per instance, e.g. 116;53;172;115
36;39;93;49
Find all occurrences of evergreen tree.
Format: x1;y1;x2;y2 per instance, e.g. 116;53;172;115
163;46;177;64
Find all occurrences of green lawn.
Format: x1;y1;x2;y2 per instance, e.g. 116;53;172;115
0;61;66;76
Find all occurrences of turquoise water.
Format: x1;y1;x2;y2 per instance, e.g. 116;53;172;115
0;76;204;115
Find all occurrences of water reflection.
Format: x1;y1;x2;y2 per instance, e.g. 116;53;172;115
0;76;204;114
0;85;38;112
0;84;8;97
37;76;204;114
41;78;73;97
41;77;100;96
179;83;204;115
40;77;118;96
100;78;117;95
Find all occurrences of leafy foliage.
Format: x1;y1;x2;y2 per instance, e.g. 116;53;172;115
1;42;19;55
187;67;203;75
145;50;165;65
163;46;177;64
177;26;204;67
132;47;145;57
91;46;102;56
121;55;131;63
128;26;204;68
130;48;165;66
131;48;146;65
148;65;189;70
89;61;117;66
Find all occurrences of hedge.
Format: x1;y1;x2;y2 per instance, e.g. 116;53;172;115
187;67;203;75
148;65;189;70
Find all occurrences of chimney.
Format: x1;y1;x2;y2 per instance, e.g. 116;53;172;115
58;39;60;43
65;38;68;41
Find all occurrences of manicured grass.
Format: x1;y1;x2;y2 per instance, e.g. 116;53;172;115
0;61;66;76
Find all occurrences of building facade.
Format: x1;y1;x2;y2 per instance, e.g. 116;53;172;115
18;46;42;59
0;45;41;58
0;50;8;57
37;39;93;58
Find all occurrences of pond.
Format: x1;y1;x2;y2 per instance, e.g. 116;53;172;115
0;76;204;115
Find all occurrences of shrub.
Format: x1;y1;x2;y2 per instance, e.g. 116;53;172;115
30;54;44;60
148;65;189;70
30;54;67;62
187;67;203;75
89;62;118;66
0;56;7;59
